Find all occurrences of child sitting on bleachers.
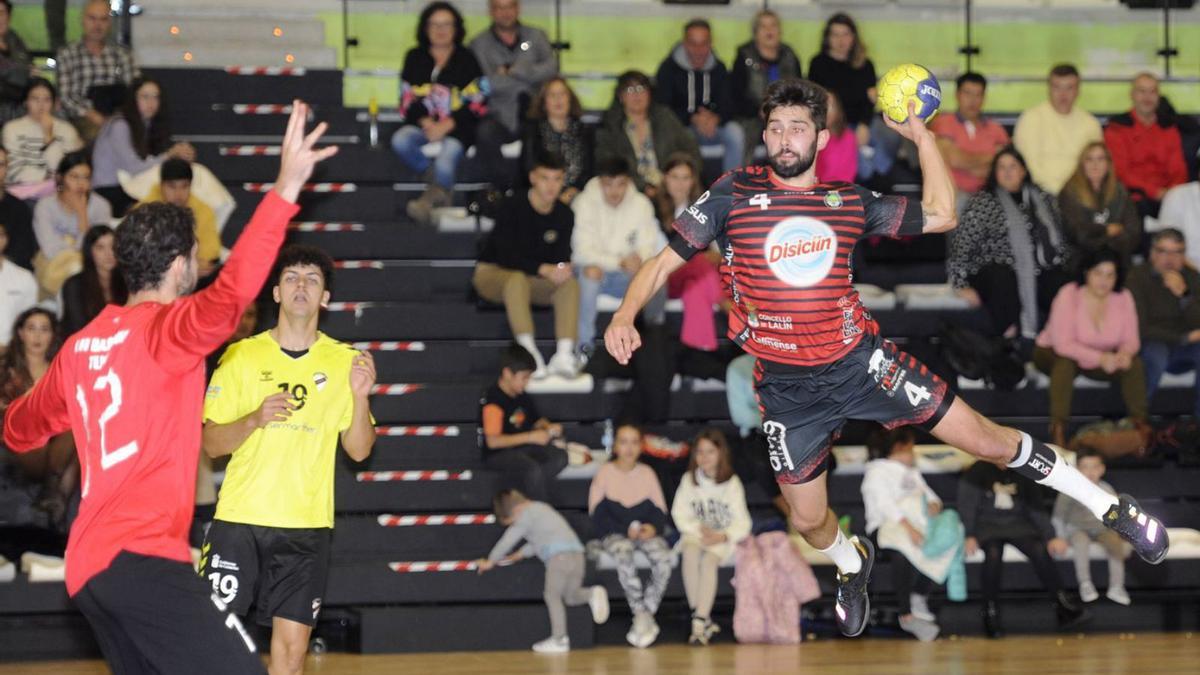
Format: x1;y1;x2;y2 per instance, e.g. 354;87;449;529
1052;448;1133;606
671;428;752;645
588;424;672;648
476;489;610;654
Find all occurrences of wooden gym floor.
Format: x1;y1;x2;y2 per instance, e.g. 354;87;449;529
3;633;1197;675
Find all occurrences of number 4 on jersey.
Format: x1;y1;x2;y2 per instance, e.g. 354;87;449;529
904;381;931;407
749;194;772;211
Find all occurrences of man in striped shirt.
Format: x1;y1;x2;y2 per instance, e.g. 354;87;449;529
605;78;1169;638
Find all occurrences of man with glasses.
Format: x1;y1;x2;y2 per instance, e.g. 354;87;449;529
1127;229;1200;417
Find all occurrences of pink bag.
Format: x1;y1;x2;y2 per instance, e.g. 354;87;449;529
733;532;821;644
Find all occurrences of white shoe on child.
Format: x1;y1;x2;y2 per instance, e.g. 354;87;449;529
532;635;569;654
1106;585;1131;606
909;593;935;622
1079;581;1099;603
636;615;660;648
688;616;707;645
626;613;645;647
589;585;610;624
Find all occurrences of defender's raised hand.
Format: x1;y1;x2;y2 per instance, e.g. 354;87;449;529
273;100;340;203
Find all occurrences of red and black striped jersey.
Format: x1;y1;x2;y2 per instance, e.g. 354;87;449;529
669;165;924;368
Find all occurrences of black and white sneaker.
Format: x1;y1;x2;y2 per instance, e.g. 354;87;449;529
834;536;875;637
1103;494;1169;565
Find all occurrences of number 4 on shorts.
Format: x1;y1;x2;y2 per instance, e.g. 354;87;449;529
904;381;931;407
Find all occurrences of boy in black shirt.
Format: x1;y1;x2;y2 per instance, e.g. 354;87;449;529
473;153;581;378
479;344;569;501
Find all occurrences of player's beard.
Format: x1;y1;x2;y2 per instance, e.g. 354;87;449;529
769;136;819;179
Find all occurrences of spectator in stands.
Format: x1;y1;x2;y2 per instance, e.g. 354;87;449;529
1159;180;1200;265
477;489;610;654
479;344;569;502
1052;449;1132;607
92;76;196;217
656;153;717;347
655;19;743;175
134;159;220;277
473;153;580;378
32;152;112;297
470;0;557;193
949;146;1073;340
930;72;1009;202
392;1;488;225
1127;228;1200;419
730;9;801;164
3;78;83;191
588;424;671;648
55;0;138;140
0;307;76;528
671;428;751;646
861;427;945;642
1033;248;1145;447
0;1;32;126
1058;142;1141;266
0;221;36;351
1014;64;1102;194
815;92;856;183
0;147;34;270
572;157;666;358
58;224;126;338
1103;73;1188;219
957;460;1088;638
596;70;699;195
519;77;592;204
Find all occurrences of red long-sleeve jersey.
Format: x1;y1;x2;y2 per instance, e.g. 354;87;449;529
2;192;299;595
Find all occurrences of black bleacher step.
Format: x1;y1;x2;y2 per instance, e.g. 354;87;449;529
194;141;405;183
172;106;361;136
226;185;398;228
0;575;72;615
366;382;731;424
145;67;344;105
335;261;475;301
357;604;593;654
319;301;987;341
335;471;590;512
856;261;947;288
287;224;479;259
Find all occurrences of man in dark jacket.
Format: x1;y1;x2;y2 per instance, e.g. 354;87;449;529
1127;228;1200;417
472;152;581;379
654;19;743;173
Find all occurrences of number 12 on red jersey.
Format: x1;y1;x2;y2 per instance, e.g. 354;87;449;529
75;369;139;497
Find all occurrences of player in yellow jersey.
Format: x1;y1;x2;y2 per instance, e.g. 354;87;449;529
200;244;376;675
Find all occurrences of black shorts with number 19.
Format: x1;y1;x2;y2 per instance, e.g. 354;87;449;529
754;332;955;485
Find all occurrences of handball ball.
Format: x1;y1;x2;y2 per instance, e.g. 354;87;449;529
877;64;941;124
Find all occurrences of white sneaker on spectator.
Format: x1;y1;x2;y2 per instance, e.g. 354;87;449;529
0;556;14;583
532;635;569;654
589;585;610;624
910;593;935;622
1106;585;1131;606
899;615;940;642
635;614;660;648
546;351;582;379
625;613;644;647
1079;581;1099;603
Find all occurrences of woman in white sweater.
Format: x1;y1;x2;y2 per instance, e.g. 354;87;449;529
671;428;752;645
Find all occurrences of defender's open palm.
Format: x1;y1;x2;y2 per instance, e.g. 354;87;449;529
605;320;642;366
274;100;340;203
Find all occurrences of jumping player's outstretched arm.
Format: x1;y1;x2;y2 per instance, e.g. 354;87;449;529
148;102;338;370
884;102;957;234
604;245;688;365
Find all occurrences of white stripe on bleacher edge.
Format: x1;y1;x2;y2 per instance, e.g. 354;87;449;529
357;470;472;482
334;260;384;270
370;384;423;396
224;66;307;76
377;514;494;527
354;341;426;352
388;559;514;573
220;145;281;156
288;222;364;232
374;425;459;436
230;104;293;115
244;183;357;193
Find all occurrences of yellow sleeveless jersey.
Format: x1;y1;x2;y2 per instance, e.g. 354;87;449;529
204;331;364;528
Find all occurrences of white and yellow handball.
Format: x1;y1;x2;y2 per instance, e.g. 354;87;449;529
877;63;942;124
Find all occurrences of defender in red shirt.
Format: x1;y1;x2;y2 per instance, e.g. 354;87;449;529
605;79;1169;638
2;104;337;674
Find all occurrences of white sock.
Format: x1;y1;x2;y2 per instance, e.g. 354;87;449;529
1010;432;1118;519
818;529;862;575
515;334;546;370
556;338;575;357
